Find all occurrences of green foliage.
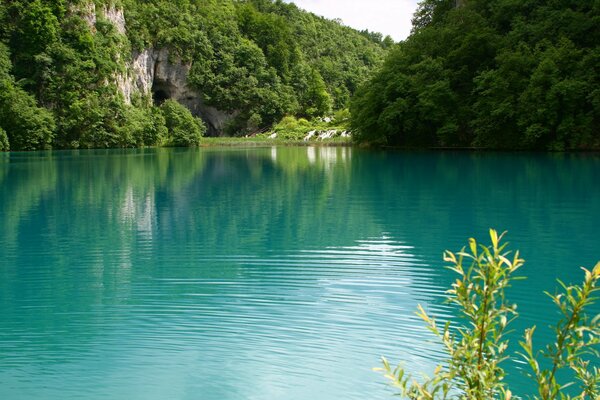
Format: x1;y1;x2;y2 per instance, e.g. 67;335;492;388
0;80;55;151
334;109;351;123
261;114;351;141
352;0;600;150
0;0;386;147
302;68;333;118
266;115;312;140
0;41;54;151
55;90;126;149
9;0;61;80
281;116;312;130
380;230;600;399
160;100;205;147
237;2;295;78
521;267;600;400
0;127;9;151
1;0;134;149
122;0;385;134
247;112;263;132
411;0;454;33
0;41;10;76
120;106;168;147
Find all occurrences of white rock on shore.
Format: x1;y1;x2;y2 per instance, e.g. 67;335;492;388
304;130;316;141
318;130;337;140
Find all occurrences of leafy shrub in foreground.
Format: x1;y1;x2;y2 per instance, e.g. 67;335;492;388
380;230;599;399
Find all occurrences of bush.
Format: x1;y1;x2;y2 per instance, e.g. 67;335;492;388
160;99;205;147
56;91;126;149
0;126;9;151
0;81;55;151
334;108;351;123
380;230;600;399
247;112;263;132
267;115;313;140
121;106;168;147
277;115;301;130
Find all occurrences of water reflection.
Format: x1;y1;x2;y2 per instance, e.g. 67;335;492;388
0;148;599;399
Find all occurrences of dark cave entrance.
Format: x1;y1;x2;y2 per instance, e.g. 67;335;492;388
153;89;169;105
152;80;174;106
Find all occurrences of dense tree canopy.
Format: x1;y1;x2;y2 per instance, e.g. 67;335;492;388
351;0;600;150
0;42;55;151
0;0;387;150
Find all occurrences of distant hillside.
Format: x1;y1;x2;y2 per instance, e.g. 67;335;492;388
0;0;389;150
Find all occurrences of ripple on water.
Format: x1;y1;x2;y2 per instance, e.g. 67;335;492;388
1;148;598;399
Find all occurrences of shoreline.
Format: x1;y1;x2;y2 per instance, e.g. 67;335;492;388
200;137;352;147
2;137;600;153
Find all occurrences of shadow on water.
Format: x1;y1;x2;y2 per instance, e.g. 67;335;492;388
0;148;598;399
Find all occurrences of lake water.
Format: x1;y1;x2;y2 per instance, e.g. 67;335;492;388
0;147;598;399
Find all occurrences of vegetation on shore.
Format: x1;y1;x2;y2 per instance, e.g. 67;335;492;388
0;0;387;151
254;109;352;141
200;136;351;148
1;0;598;152
380;230;600;399
351;0;599;150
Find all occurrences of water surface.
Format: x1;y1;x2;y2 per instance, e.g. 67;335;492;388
1;147;599;399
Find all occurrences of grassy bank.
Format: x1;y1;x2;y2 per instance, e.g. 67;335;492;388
200;136;352;147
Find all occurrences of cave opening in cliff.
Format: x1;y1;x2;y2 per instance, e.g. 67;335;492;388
152;80;173;106
153;89;169;105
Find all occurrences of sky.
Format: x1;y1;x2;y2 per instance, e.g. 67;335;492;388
283;0;421;41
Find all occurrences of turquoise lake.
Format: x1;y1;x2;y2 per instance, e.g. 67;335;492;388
0;147;599;399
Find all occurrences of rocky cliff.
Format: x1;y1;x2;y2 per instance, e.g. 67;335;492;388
122;47;234;136
86;3;234;136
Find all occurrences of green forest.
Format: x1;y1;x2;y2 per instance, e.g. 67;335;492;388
1;0;599;151
351;0;600;150
0;0;388;150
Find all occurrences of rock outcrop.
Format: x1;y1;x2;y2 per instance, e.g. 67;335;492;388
83;2;235;136
103;4;126;35
71;2;97;32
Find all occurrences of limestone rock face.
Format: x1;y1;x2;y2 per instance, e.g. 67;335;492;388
71;2;96;32
153;48;193;103
128;49;155;99
103;5;126;35
81;2;235;136
128;48;234;136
